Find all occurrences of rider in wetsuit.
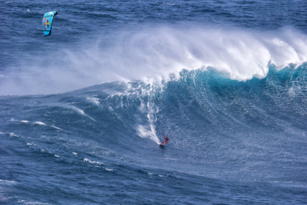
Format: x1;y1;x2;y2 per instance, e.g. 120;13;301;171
161;136;169;146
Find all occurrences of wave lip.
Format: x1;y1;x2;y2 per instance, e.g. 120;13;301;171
1;25;307;96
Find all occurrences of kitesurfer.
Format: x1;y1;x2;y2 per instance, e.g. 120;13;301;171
161;136;169;146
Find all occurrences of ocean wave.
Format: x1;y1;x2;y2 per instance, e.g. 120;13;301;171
1;25;306;95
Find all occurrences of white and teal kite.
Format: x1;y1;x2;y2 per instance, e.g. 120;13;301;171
42;11;57;36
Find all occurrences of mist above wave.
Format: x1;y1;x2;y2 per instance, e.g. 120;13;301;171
1;24;307;95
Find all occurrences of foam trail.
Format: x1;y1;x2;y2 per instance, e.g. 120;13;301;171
137;125;160;144
1;25;307;95
34;121;46;126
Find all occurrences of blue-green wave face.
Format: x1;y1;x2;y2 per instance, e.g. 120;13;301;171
1;65;306;203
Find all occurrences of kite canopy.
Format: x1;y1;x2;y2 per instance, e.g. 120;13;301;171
42;11;57;36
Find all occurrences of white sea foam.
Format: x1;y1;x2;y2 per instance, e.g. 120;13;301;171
51;125;62;130
9;132;18;137
9;119;30;124
137;125;160;144
51;103;96;121
74;107;85;115
21;120;30;123
0;179;16;185
87;97;100;106
1;25;306;95
34;121;46;126
67;25;307;82
83;158;103;165
17;200;49;205
64;104;96;121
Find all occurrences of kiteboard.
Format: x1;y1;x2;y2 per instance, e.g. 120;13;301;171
159;144;165;148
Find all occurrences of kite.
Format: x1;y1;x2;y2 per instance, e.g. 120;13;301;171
42;11;57;36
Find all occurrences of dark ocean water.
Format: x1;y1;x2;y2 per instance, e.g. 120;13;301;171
1;0;307;204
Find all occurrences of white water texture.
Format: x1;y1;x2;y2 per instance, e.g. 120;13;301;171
2;25;307;95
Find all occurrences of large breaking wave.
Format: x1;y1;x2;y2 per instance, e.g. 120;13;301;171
2;63;306;183
1;24;307;95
